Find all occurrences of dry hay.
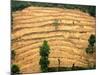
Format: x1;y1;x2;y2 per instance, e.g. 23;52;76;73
12;6;96;73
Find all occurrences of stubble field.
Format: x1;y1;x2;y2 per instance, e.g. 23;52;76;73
12;6;96;73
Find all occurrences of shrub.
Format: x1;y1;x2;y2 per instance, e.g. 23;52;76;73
11;64;20;75
86;34;96;54
88;34;96;47
86;45;94;54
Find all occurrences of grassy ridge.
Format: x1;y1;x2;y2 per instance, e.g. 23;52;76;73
11;1;96;17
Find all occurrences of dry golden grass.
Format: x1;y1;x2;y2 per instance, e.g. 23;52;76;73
12;6;96;73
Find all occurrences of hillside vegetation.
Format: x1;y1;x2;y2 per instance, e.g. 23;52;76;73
11;1;96;74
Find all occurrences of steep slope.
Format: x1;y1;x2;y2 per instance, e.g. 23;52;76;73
12;6;96;73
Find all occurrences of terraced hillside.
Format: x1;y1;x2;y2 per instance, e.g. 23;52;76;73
12;6;96;73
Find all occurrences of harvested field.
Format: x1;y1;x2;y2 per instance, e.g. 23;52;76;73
12;6;96;73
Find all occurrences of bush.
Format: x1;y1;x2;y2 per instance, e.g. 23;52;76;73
88;34;96;47
86;34;96;54
11;64;20;75
86;45;94;54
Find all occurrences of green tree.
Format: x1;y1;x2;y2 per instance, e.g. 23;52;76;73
40;40;50;57
39;57;50;72
39;40;50;72
86;34;96;54
88;34;96;47
11;64;20;75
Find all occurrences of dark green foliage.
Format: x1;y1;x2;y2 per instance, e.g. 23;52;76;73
11;50;16;60
87;6;96;17
11;1;31;12
40;46;49;56
39;40;50;72
88;34;96;46
39;57;50;72
40;40;50;57
86;34;96;54
12;1;96;17
11;64;20;74
86;45;94;54
39;57;49;66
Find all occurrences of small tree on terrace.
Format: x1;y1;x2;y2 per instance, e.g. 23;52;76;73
39;40;50;72
11;64;20;75
39;56;50;72
88;34;96;47
86;34;96;54
85;34;96;68
40;40;50;57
